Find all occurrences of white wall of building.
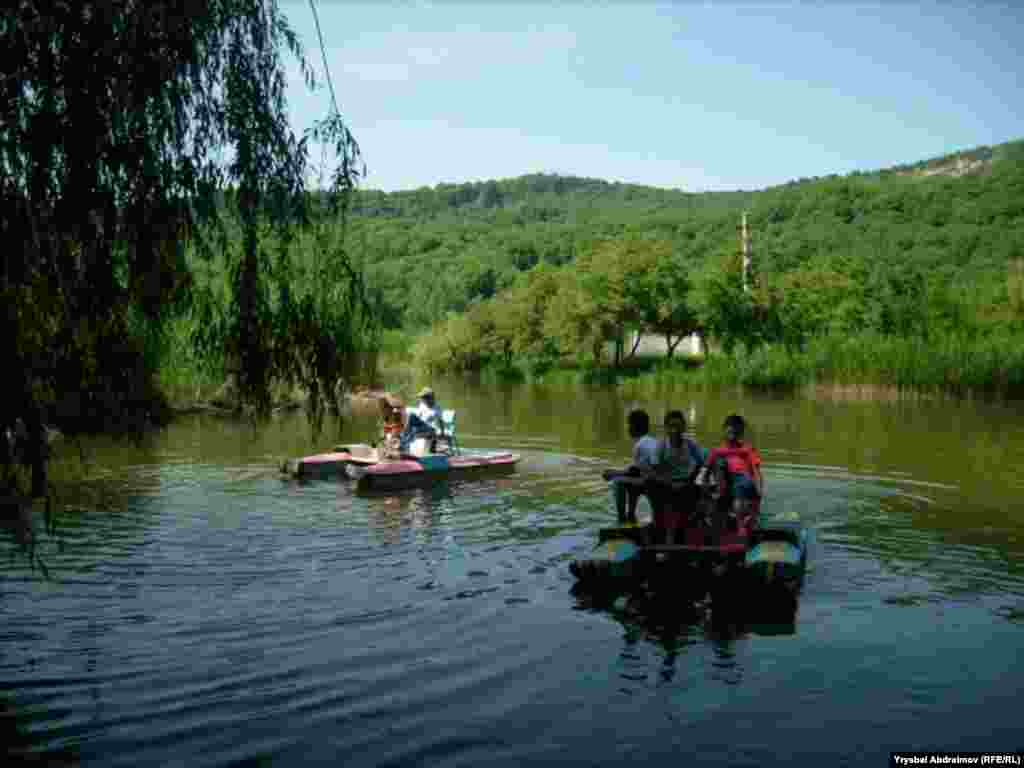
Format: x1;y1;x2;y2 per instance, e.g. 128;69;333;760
627;331;703;358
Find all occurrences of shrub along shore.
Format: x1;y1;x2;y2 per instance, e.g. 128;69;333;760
623;333;1024;399
392;330;1024;401
151;334;1024;414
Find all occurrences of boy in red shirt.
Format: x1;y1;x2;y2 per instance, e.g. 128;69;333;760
703;414;763;516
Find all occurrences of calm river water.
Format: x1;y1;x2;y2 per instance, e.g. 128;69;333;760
3;380;1024;766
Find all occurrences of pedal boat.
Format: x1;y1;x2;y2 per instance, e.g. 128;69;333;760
569;474;807;605
282;443;519;491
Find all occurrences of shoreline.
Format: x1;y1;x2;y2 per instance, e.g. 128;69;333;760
439;367;1023;404
166;387;396;419
442;348;1024;403
158;368;1022;420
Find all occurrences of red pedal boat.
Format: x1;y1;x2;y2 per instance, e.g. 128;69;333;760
281;443;519;492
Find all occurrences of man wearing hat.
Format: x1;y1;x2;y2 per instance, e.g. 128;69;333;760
401;387;445;453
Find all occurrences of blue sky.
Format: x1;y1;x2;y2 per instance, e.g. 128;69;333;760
281;1;1023;192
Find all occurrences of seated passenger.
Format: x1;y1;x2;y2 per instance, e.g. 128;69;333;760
654;410;707;484
400;387;446;454
379;394;406;459
650;410;707;543
703;414;763;519
602;409;659;525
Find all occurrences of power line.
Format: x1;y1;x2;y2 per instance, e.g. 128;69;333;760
308;0;340;118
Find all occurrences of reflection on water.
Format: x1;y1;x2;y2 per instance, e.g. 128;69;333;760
2;382;1024;766
571;570;802;694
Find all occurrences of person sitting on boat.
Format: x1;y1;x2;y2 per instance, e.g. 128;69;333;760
654;410;707;483
400;387;446;454
602;409;659;525
379;394;406;459
701;414;763;519
649;410;708;542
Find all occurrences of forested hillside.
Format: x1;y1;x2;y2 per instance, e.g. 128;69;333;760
345;139;1024;394
350;174;753;329
354;140;1024;334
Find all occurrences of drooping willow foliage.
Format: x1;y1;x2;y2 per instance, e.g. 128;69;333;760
1;0;373;501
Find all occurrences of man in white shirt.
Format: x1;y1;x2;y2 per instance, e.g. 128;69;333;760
413;388;443;433
602;409;658;524
401;387;446;453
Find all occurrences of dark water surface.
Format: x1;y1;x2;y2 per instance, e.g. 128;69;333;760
3;381;1024;766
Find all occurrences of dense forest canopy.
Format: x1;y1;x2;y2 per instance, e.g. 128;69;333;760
345;141;1024;375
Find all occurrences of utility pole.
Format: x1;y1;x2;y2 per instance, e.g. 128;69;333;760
740;211;752;293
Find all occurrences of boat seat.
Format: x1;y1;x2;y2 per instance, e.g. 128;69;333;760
438;409;459;455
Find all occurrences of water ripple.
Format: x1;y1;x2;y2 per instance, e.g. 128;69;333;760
3;426;1024;767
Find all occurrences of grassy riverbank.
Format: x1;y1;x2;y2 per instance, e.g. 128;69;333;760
153;319;1024;410
154;322;310;413
418;332;1024;400
155;326;415;414
635;334;1024;398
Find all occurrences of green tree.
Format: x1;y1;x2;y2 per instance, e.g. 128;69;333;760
1;0;364;502
637;251;700;358
575;237;671;366
506;265;562;365
765;268;856;350
543;277;611;363
692;250;765;354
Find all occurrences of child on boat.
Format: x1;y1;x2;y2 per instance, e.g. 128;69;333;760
654;410;707;483
602;409;659;524
650;410;707;543
702;414;763;518
379;394;406;459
